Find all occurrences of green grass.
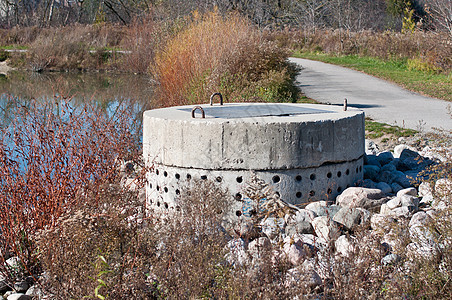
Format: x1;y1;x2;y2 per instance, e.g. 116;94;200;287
0;45;28;50
365;117;418;139
293;52;452;102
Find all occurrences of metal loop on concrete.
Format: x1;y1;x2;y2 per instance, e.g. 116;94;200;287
343;98;348;111
191;106;205;118
210;92;223;106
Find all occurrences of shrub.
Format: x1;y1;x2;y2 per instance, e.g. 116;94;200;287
153;10;298;107
0;95;142;284
16;24;128;71
149;180;232;298
27;31;89;71
36;184;154;299
407;57;442;73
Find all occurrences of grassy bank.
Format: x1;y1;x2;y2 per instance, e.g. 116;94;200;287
292;52;452;101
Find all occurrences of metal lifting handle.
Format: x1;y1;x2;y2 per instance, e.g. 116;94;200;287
191;106;205;118
343;98;348;111
210;92;223;106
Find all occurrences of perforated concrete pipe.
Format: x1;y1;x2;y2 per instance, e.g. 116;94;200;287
143;102;365;217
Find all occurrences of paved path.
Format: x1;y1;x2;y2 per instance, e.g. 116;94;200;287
290;57;452;132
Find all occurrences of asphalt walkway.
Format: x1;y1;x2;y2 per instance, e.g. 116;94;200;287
290;57;452;132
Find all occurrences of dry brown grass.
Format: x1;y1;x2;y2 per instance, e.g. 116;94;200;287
119;13;163;74
36;184;153;299
24;172;452;299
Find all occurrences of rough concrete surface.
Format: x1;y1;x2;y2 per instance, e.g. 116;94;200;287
290;57;452;132
144;102;365;209
143;103;364;170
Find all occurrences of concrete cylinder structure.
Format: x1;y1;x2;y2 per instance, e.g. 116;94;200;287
143;103;365;216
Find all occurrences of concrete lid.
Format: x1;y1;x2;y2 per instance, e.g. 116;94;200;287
144;103;362;123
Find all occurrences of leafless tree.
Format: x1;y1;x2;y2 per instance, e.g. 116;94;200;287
425;0;452;38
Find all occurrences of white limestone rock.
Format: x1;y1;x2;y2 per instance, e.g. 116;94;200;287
370;214;395;232
397;187;418;197
335;235;356;257
336;187;385;209
332;207;362;231
311;216;341;242
285;209;315;236
225;238;249;266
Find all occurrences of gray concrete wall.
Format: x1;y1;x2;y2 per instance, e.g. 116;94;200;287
143;102;365;214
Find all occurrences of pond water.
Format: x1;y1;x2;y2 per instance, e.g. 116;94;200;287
0;70;154;128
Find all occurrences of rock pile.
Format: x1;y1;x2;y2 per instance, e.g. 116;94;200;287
224;140;451;292
2;140;450;298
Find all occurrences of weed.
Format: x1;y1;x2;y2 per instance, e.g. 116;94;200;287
407;57;441;74
365;118;418;139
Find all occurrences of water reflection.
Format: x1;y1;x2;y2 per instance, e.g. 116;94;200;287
0;71;154;148
0;70;154;111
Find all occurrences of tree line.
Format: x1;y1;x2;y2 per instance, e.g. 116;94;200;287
0;0;450;36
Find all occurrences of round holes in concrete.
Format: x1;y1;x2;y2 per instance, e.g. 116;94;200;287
359;166;362;172
310;174;316;180
236;176;243;183
309;190;315;197
346;169;350;175
156;169;159;175
235;193;242;201
337;186;342;193
216;176;223;182
164;203;169;209
157;201;160;207
156;186;160;191
296;192;302;198
295;175;302;182
149;183;152;189
176;189;180;195
186;174;192;180
272;175;280;183
201;175;208;180
356;167;359;173
327;172;332;179
164;187;168;193
275;191;280;197
337;171;342;178
236;210;242;217
163;171;168;177
175;173;180;180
